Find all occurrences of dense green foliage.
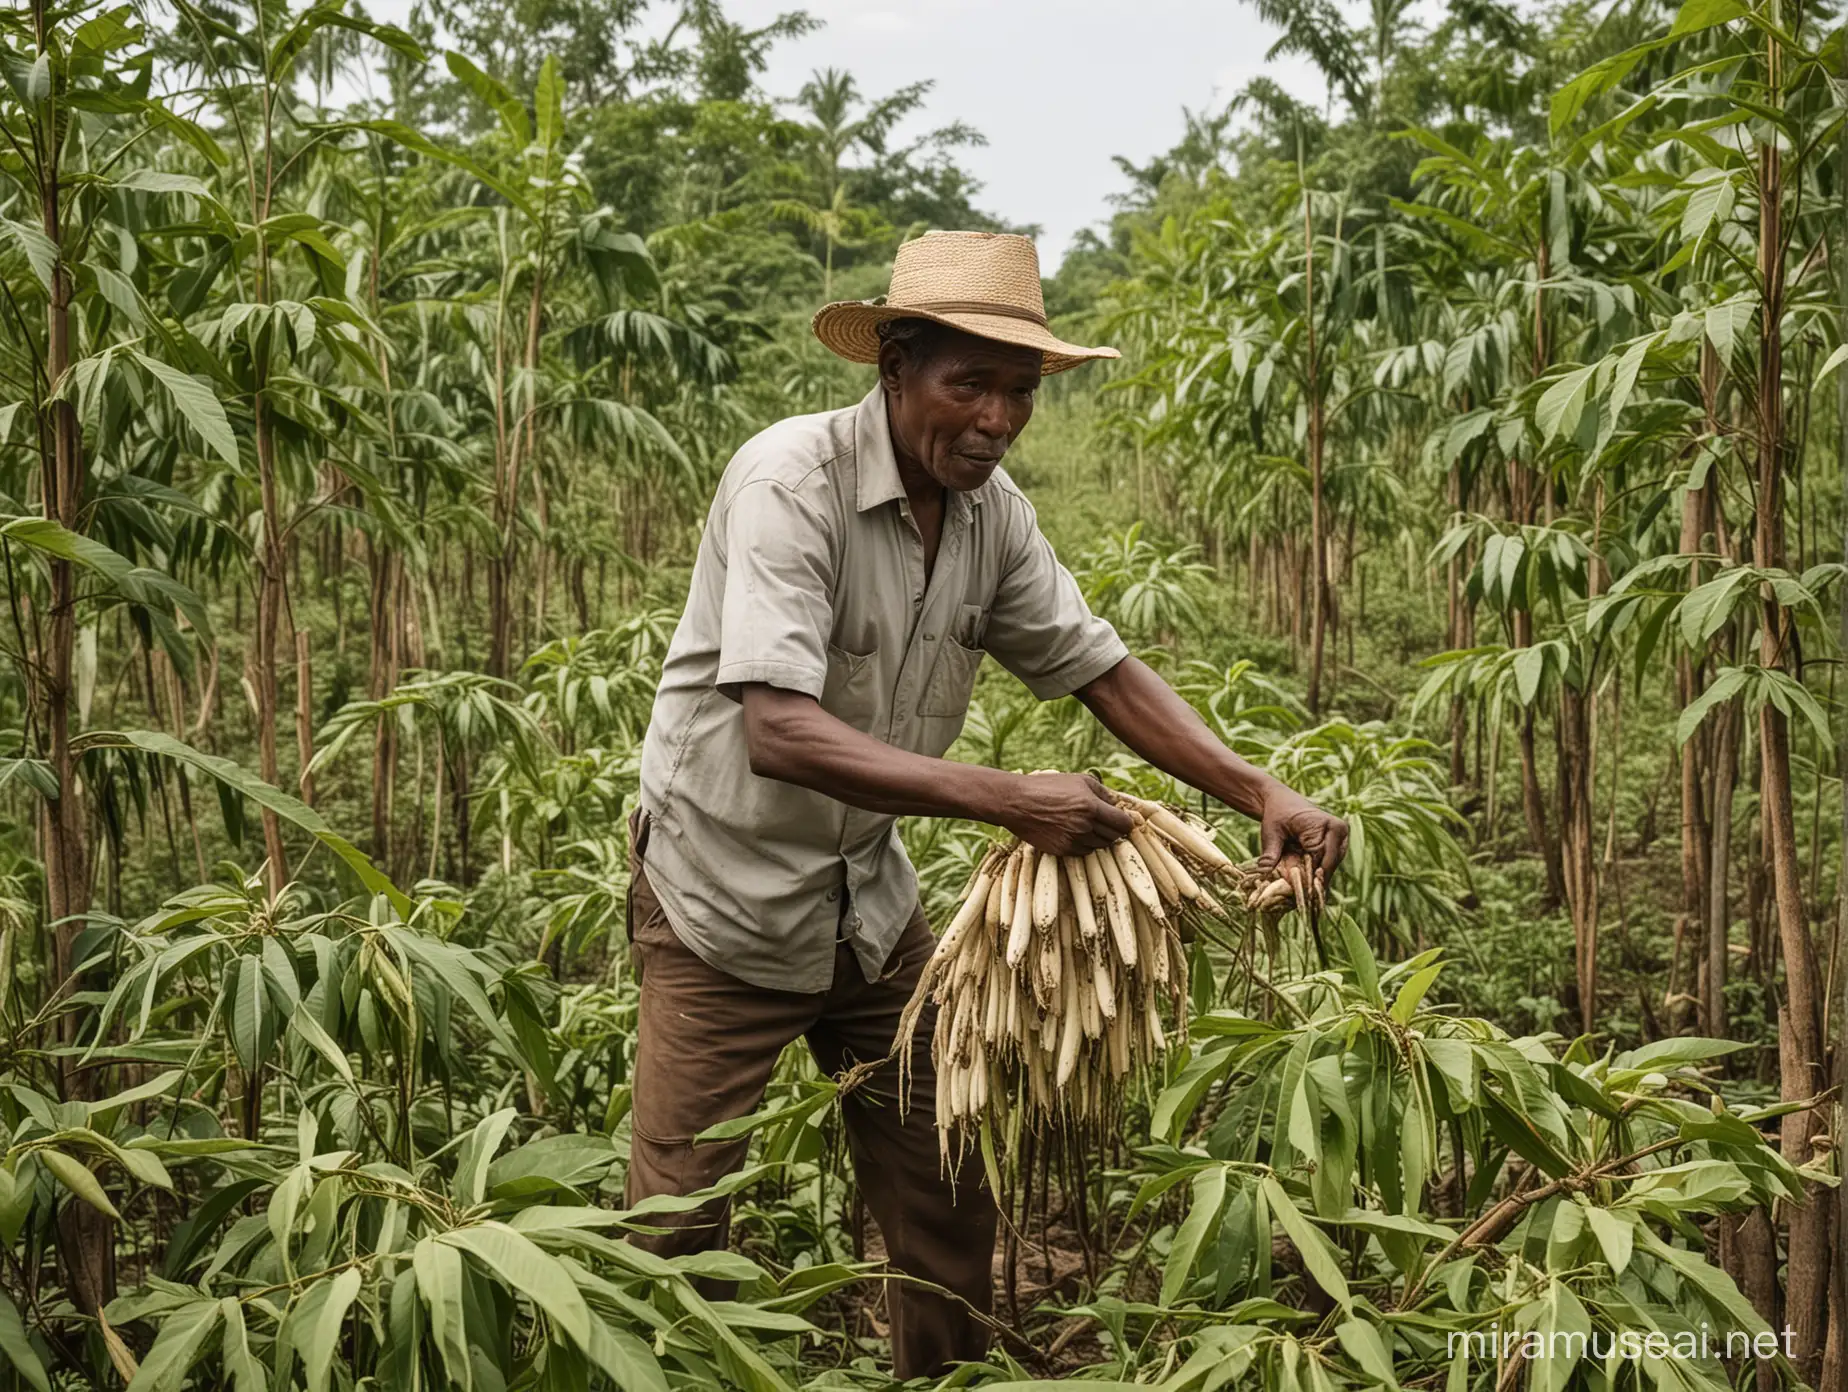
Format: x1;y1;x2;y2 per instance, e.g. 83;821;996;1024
0;0;1843;1387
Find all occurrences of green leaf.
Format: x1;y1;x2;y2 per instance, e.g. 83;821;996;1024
507;1206;629;1236
0;1291;49;1392
413;1238;471;1388
1336;915;1381;1006
1670;0;1748;35
1814;344;1848;387
1481;1089;1572;1178
218;1298;265;1392
112;169;216;201
1639;1227;1771;1336
268;4;427;83
1528;1281;1590;1392
288;1003;354;1085
583;1324;668;1392
352;119;533;217
1676;667;1747;746
0;757;57;799
1161;1163;1229;1306
1422;1038;1478;1107
1583;1203;1635;1276
1152;1045;1238;1143
535;55;564;150
0;519;210;646
694;1083;838;1143
128;351;238;467
454;1108;517;1206
1548;1062;1624;1120
126;1299;220;1392
163;1180;266;1279
1604;336;1650;429
0;219;57;291
1391;962;1443;1024
1261;1177;1350;1312
1536;364;1594;444
445;51;530;146
1681;171;1736;245
487;1134;619;1194
295;1268;361;1392
1702;295;1753;364
379;925;518;1058
1497;534;1523;603
39;1148;119;1218
1764;669;1833;750
1616;1035;1748;1071
1269;1032;1314;1176
1677;568;1750;649
74;731;407;912
227;955;272;1073
1;516;132;581
1550;32;1677;136
140;100;228;165
1513;644;1549;706
90;264;146;326
440;1221;592;1348
120;564;214;643
1330;1208;1454;1242
1336;1318;1399;1389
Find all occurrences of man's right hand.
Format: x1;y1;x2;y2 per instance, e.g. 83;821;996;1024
998;772;1134;856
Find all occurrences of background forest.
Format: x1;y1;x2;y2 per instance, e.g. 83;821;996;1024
1;0;1845;1387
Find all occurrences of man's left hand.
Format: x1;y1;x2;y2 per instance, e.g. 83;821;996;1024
1256;787;1348;887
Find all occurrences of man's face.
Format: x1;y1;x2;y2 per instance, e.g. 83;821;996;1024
880;329;1043;492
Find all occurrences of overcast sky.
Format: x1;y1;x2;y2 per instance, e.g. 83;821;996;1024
723;1;1329;268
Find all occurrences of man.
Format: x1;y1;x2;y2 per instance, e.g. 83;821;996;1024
628;230;1347;1377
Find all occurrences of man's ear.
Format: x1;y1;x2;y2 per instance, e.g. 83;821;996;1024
876;340;906;395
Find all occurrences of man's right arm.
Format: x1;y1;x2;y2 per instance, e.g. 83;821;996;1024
741;685;1130;855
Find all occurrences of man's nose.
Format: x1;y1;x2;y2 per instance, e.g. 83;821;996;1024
974;391;1012;439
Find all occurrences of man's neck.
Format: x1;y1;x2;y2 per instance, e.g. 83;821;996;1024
890;432;946;519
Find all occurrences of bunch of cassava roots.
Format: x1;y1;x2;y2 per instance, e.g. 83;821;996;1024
895;785;1303;1173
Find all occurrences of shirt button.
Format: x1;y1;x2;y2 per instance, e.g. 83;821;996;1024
825;888;839;902
923;632;935;642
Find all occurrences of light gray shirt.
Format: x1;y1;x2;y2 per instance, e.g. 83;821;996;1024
638;387;1128;991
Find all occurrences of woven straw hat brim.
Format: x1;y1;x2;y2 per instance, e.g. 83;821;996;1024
811;300;1119;375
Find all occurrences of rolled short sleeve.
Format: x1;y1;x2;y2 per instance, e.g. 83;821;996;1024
714;479;835;702
983;495;1128;700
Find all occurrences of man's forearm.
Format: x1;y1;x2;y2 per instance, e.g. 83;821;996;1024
742;685;1135;856
1074;657;1283;817
742;686;1017;823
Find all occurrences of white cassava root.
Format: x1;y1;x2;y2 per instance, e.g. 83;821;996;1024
895;780;1300;1170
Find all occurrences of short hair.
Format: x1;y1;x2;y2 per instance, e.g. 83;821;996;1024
876;316;952;367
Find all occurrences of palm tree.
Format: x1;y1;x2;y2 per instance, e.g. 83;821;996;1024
782;68;934;297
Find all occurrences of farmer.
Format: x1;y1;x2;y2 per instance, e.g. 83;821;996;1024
628;230;1347;1376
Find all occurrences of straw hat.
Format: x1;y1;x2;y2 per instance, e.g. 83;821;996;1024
811;230;1119;374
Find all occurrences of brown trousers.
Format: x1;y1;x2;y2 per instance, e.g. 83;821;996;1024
623;814;996;1379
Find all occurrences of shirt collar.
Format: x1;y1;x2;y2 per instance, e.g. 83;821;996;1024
854;387;906;513
852;386;984;520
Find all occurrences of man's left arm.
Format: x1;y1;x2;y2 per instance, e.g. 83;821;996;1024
979;491;1346;882
1074;656;1349;882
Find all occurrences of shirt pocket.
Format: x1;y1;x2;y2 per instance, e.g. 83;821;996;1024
918;604;989;719
821;642;882;727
